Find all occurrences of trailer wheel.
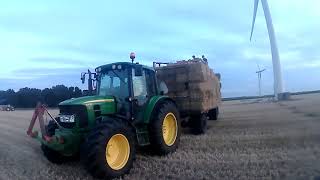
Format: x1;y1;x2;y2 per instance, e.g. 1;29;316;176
41;144;64;164
191;113;207;135
149;101;181;155
208;107;219;120
81;118;136;179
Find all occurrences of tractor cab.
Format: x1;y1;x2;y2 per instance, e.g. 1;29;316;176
95;62;158;123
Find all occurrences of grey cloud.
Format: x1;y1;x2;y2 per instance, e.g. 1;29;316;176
13;67;89;77
1;0;319;96
28;57;87;66
0;73;86;91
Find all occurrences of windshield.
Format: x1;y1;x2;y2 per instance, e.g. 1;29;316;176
97;69;129;100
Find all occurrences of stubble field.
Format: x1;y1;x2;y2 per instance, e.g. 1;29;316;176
0;93;320;180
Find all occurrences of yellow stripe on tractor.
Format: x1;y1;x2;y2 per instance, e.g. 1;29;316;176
84;99;114;104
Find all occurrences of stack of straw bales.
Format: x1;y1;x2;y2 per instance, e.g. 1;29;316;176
156;59;221;114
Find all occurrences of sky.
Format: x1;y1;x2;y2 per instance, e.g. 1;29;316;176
0;0;319;97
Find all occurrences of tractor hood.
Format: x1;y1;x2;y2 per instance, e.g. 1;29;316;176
59;96;116;114
59;96;115;105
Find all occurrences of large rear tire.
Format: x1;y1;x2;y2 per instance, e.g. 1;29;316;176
81;118;136;179
149;101;181;155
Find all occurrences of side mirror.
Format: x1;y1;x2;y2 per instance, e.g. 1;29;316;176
134;65;143;76
81;73;85;84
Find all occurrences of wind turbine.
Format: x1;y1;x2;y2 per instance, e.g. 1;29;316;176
250;0;286;100
256;64;266;96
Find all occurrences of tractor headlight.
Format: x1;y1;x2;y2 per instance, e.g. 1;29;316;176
59;115;75;123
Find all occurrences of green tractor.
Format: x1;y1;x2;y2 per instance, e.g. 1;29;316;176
39;60;181;178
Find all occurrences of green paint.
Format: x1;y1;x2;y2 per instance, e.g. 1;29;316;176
34;95;118;155
133;96;173;146
39;128;81;156
60;95;116;128
60;95;115;107
33;62;176;156
143;96;169;123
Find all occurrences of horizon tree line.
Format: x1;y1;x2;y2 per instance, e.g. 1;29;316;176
0;85;84;108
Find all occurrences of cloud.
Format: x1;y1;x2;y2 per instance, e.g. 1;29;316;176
286;59;320;70
0;69;87;91
0;0;320;97
28;57;86;66
242;48;271;62
13;67;87;76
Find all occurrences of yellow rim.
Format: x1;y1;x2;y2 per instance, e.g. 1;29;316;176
162;113;178;146
105;134;130;170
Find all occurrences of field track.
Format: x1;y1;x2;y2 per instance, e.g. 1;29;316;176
0;93;320;180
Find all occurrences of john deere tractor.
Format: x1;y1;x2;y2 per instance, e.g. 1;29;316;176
39;60;181;179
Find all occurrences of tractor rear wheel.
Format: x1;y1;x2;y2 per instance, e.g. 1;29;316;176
149;101;181;155
81;118;136;179
41;144;64;164
190;113;207;135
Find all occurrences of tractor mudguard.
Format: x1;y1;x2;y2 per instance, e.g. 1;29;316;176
143;96;176;124
133;96;176;146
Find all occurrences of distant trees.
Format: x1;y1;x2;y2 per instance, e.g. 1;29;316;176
0;85;84;108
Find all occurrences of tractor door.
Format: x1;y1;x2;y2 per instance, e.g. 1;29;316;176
131;68;157;122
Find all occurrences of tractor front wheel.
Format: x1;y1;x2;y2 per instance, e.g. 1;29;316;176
81;118;136;179
149;101;181;155
41;144;65;164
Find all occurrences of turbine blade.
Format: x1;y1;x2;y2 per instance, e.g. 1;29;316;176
250;0;259;41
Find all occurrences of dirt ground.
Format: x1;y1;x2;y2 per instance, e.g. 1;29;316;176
0;93;320;180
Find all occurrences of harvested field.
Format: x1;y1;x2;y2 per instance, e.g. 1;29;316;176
0;93;320;180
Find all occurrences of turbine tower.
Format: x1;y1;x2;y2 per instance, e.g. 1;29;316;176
256;64;266;96
250;0;285;100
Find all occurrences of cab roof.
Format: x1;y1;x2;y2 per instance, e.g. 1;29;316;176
95;62;154;72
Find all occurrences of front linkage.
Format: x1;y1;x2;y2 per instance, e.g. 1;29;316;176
27;102;63;143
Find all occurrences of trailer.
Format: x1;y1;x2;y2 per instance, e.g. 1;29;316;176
155;58;221;134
